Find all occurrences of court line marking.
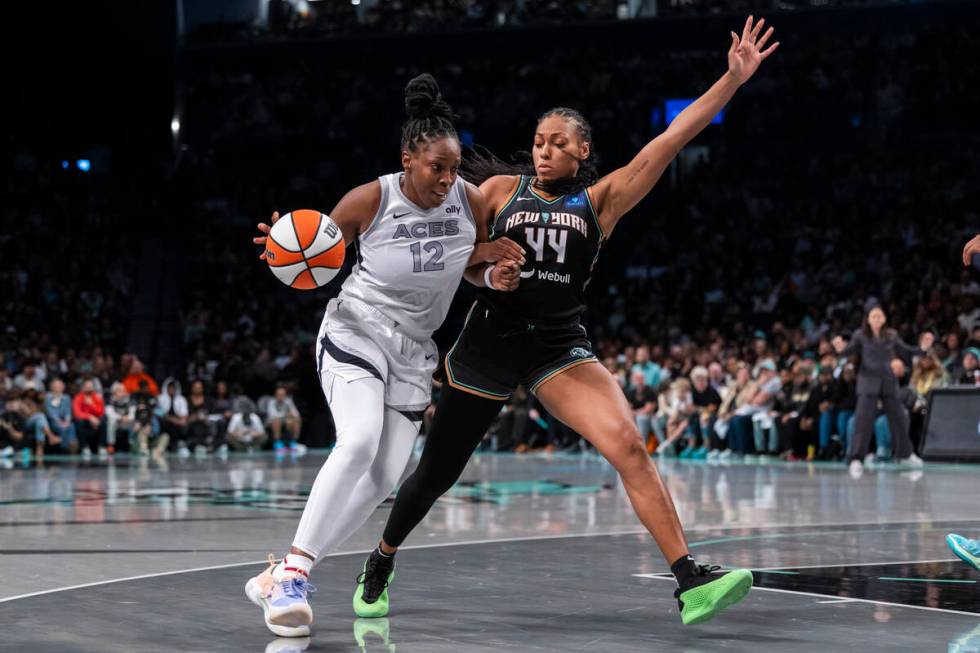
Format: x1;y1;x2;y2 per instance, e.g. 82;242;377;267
749;558;959;571
0;519;970;604
633;574;977;619
636;574;978;617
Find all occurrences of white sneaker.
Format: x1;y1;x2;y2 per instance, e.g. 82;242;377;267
246;556;315;637
899;453;924;468
863;453;876;467
848;459;863;478
216;444;229;458
98;447;109;459
81;449;92;461
177;445;191;458
194;445;208;457
706;449;720;461
0;446;13;458
719;449;733;461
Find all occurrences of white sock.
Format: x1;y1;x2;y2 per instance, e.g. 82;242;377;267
276;553;313;580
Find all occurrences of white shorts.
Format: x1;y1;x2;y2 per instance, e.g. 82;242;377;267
315;296;437;414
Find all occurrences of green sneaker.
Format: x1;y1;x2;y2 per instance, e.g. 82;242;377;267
675;566;753;625
353;551;395;618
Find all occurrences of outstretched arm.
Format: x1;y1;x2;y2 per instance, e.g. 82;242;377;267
590;16;779;233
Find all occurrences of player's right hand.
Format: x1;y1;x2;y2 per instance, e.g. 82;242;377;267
253;211;281;260
491;260;521;292
962;234;980;267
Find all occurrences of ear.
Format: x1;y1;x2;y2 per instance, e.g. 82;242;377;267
401;150;413;171
579;141;591;161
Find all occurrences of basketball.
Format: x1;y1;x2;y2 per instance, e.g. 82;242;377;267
264;209;345;289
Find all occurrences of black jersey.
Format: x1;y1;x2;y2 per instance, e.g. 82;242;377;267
479;175;604;323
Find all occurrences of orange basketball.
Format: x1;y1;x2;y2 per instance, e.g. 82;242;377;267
264;210;345;290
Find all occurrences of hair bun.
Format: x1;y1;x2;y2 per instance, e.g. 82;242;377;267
405;73;452;120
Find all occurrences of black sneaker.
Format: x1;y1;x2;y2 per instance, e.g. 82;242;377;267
353;550;395;618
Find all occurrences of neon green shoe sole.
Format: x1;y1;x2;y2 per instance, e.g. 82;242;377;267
678;568;753;625
353;562;395;618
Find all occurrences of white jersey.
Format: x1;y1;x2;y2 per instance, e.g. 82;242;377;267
338;172;478;340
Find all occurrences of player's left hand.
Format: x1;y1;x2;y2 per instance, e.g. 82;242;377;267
728;16;779;85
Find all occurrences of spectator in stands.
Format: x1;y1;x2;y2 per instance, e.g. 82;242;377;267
654;378;694;455
105;382;134;454
710;363;754;460
777;364;816;460
23;397;58;460
123;358;158;396
493;386;530;452
227;398;268;451
708;361;727;392
749;360;783;457
158;378;189;456
910;352;948;403
185;379;219;455
808;366;838;459
44;378;77;454
631;345;664;388
0;400;26;457
957;348;980;386
210;380;235;434
14;363;42;391
834;363;858;458
132;380;166;456
625;370;657;454
688;366;721;459
72;378;105;457
265;385;301;452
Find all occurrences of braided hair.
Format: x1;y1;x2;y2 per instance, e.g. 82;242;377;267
401;73;458;153
463;106;599;197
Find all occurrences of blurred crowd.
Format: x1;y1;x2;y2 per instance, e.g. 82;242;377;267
186;0;943;44
3;5;979;462
0;351;307;462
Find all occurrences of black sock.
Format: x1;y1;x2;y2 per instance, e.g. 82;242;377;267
671;554;698;591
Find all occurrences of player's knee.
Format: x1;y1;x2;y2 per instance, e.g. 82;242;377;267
332;433;382;474
603;421;648;467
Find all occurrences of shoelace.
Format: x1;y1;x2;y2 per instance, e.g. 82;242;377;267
695;563;722;576
358;557;392;600
276;577;317;600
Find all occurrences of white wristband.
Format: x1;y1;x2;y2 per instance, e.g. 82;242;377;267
483;264;497;290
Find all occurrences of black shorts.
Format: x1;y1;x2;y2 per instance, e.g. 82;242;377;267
444;301;598;400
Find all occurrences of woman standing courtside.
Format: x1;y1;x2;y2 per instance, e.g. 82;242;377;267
831;305;934;475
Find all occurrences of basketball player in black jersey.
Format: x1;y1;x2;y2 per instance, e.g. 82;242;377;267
354;16;779;626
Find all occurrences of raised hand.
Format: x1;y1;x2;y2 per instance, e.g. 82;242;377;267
962;234;980;267
253;211;281;260
728;16;779;85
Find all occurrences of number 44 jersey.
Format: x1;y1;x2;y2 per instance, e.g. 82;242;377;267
479;175;605;324
338;172;478;341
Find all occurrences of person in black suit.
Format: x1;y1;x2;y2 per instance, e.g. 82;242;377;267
831;305;934;472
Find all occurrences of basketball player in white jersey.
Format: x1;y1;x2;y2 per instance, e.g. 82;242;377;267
245;74;525;636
